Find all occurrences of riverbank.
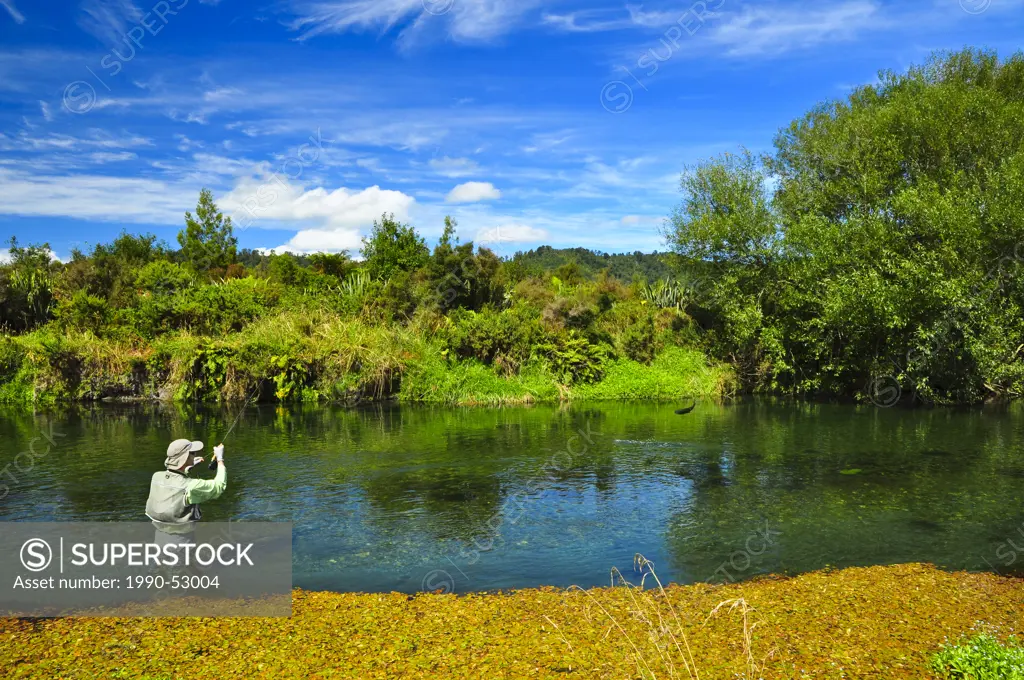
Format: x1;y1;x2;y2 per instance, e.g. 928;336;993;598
2;563;1021;678
0;311;733;406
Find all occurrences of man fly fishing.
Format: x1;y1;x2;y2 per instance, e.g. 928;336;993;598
145;390;254;529
145;440;227;528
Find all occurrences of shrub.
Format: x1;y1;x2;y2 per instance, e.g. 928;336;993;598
176;343;233;401
554;261;585;287
542;297;598;331
0;336;24;381
539;331;608;385
361;213;429;281
267;253;308;287
442;306;545;372
309;252;355;279
425;218;504;312
175;279;279;334
135;260;194;295
53;290;114;335
621;313;657;364
0;240;57;332
595;269;629;312
931;634;1024;679
131;278;279;337
372;270;418;322
639;279;688;311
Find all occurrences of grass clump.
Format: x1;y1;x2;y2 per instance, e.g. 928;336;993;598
572;346;734;401
400;352;560;405
549;554;769;680
932;634;1024;679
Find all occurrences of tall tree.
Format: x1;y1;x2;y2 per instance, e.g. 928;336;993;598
360;213;428;281
178;189;238;274
667;48;1024;404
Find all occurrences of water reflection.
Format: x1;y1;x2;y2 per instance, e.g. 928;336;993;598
1;400;1022;592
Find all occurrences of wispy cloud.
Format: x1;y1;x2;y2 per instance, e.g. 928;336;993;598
89;151;137;163
542;5;697;33
77;0;142;46
1;0;24;24
0;167;194;225
475;223;547;243
288;0;543;45
0;130;152;152
706;1;882;57
429;156;480;178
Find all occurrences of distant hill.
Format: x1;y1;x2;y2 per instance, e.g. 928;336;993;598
509;246;673;282
235;245;674;283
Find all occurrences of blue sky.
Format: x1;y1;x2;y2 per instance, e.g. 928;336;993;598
0;0;1021;260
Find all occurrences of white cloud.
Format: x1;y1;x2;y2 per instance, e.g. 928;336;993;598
89;151;137;163
77;0;143;46
267;229;363;255
707;1;881;57
521;130;572;154
473;223;548;244
542;5;684;32
38;100;52;121
192;153;252;176
475;223;547;244
355;157;384;173
288;0;543;45
0;167;193;224
619;214;666;231
1;0;24;24
220;174;415;240
0;130;152;152
544;1;879;56
429;156;480;178
203;87;244;103
231;175;415;255
175;134;202;152
446;181;501;204
0;164;418;258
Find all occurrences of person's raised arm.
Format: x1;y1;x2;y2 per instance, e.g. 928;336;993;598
185;445;227;505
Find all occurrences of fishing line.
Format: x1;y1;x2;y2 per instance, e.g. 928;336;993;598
208;386;260;470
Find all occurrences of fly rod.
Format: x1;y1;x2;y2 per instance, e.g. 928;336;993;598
208;387;259;470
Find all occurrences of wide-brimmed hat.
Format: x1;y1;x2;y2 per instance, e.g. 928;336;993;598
165;439;204;470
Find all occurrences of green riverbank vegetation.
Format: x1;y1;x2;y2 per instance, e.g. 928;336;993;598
0;201;727;405
3;48;1024;406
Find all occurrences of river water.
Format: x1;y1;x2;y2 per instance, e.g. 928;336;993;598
1;400;1022;593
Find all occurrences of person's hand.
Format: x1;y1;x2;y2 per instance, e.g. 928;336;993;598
214;444;225;462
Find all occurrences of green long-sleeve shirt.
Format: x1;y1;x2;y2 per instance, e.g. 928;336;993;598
184;462;227;505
